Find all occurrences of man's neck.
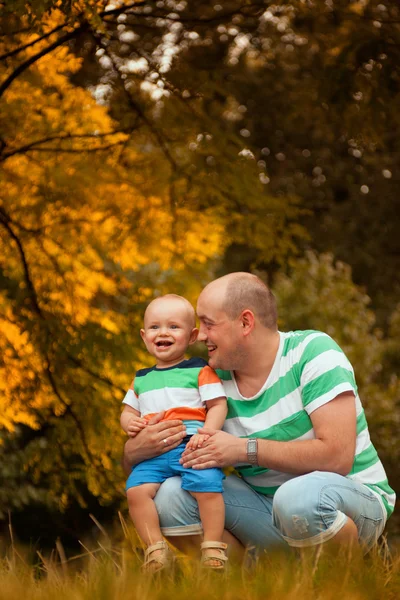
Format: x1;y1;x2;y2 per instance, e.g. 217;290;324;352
233;331;280;397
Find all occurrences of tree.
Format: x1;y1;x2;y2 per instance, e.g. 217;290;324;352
0;3;306;512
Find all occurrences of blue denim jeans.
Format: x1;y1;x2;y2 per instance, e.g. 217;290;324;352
155;471;386;552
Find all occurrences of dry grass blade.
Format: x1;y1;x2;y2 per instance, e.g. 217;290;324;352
0;536;397;600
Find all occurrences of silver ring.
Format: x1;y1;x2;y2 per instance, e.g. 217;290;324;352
163;438;168;445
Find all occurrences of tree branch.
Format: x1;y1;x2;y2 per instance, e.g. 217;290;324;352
0;0;267;101
44;365;116;490
93;34;177;172
45;367;93;464
66;353;125;393
0;22;67;61
100;0;147;19
1;130;132;161
20;141;126;154
0;207;43;319
0;27;31;37
0;24;88;99
0;1;148;99
119;1;268;25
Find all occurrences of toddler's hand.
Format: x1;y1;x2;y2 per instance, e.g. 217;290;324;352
186;433;210;450
127;416;147;437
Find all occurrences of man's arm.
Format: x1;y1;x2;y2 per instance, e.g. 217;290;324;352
180;392;356;476
122;411;187;475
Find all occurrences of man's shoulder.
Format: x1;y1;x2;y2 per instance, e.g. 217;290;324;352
282;329;327;341
281;329;334;353
281;330;347;365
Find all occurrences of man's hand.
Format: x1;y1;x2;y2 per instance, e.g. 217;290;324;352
180;428;245;469
122;411;187;474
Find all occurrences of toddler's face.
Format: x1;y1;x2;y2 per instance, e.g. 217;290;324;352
140;297;198;368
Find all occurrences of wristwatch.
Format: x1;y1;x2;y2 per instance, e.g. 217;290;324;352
247;438;258;466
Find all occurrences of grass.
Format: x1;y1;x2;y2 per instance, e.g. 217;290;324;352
0;519;399;600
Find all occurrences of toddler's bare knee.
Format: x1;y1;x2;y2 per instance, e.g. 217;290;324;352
127;483;159;505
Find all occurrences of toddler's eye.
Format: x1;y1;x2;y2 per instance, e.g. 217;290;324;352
150;325;159;329
170;325;179;329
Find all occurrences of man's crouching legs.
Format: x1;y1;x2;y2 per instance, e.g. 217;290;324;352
272;471;385;553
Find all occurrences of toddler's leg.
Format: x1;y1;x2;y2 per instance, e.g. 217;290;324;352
191;492;227;569
190;492;224;541
127;483;162;545
128;483;171;571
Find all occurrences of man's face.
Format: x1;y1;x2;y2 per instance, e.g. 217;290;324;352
196;288;244;370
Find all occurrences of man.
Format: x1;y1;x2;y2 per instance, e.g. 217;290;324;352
123;272;395;553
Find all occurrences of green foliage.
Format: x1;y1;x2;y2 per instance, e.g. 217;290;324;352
0;431;52;519
274;251;382;385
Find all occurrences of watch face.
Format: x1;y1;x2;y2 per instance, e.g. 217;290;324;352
248;439;257;452
247;439;258;464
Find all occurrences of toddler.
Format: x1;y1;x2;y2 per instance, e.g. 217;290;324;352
121;294;228;572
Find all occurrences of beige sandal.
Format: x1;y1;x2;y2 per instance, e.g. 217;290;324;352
142;541;171;573
201;541;228;571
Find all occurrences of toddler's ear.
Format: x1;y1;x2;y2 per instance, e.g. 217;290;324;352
189;327;199;344
140;328;145;341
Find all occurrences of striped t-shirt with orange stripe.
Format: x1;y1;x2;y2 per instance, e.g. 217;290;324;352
122;357;226;435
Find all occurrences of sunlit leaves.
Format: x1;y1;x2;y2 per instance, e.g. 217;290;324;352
0;18;229;507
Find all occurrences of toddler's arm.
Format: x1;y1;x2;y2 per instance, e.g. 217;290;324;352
204;396;228;430
186;396;227;450
120;405;147;438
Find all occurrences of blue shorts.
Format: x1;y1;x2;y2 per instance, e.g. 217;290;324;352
126;443;224;493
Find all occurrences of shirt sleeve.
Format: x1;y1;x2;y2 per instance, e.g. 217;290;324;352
122;378;140;411
198;366;227;403
299;334;357;415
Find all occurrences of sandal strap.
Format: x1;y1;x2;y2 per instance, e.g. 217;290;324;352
201;541;228;550
201;553;228;563
201;541;228;567
143;541;170;569
145;541;168;556
201;541;228;551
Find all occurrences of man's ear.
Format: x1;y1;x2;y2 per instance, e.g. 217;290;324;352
188;327;199;345
240;310;255;335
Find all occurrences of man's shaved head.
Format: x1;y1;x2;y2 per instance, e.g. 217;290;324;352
203;272;277;330
144;294;196;328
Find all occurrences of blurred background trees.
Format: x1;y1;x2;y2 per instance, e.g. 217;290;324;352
0;0;399;546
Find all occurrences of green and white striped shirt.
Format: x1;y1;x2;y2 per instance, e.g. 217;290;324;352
219;330;395;520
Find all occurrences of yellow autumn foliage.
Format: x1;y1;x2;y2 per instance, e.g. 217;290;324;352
0;15;227;503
